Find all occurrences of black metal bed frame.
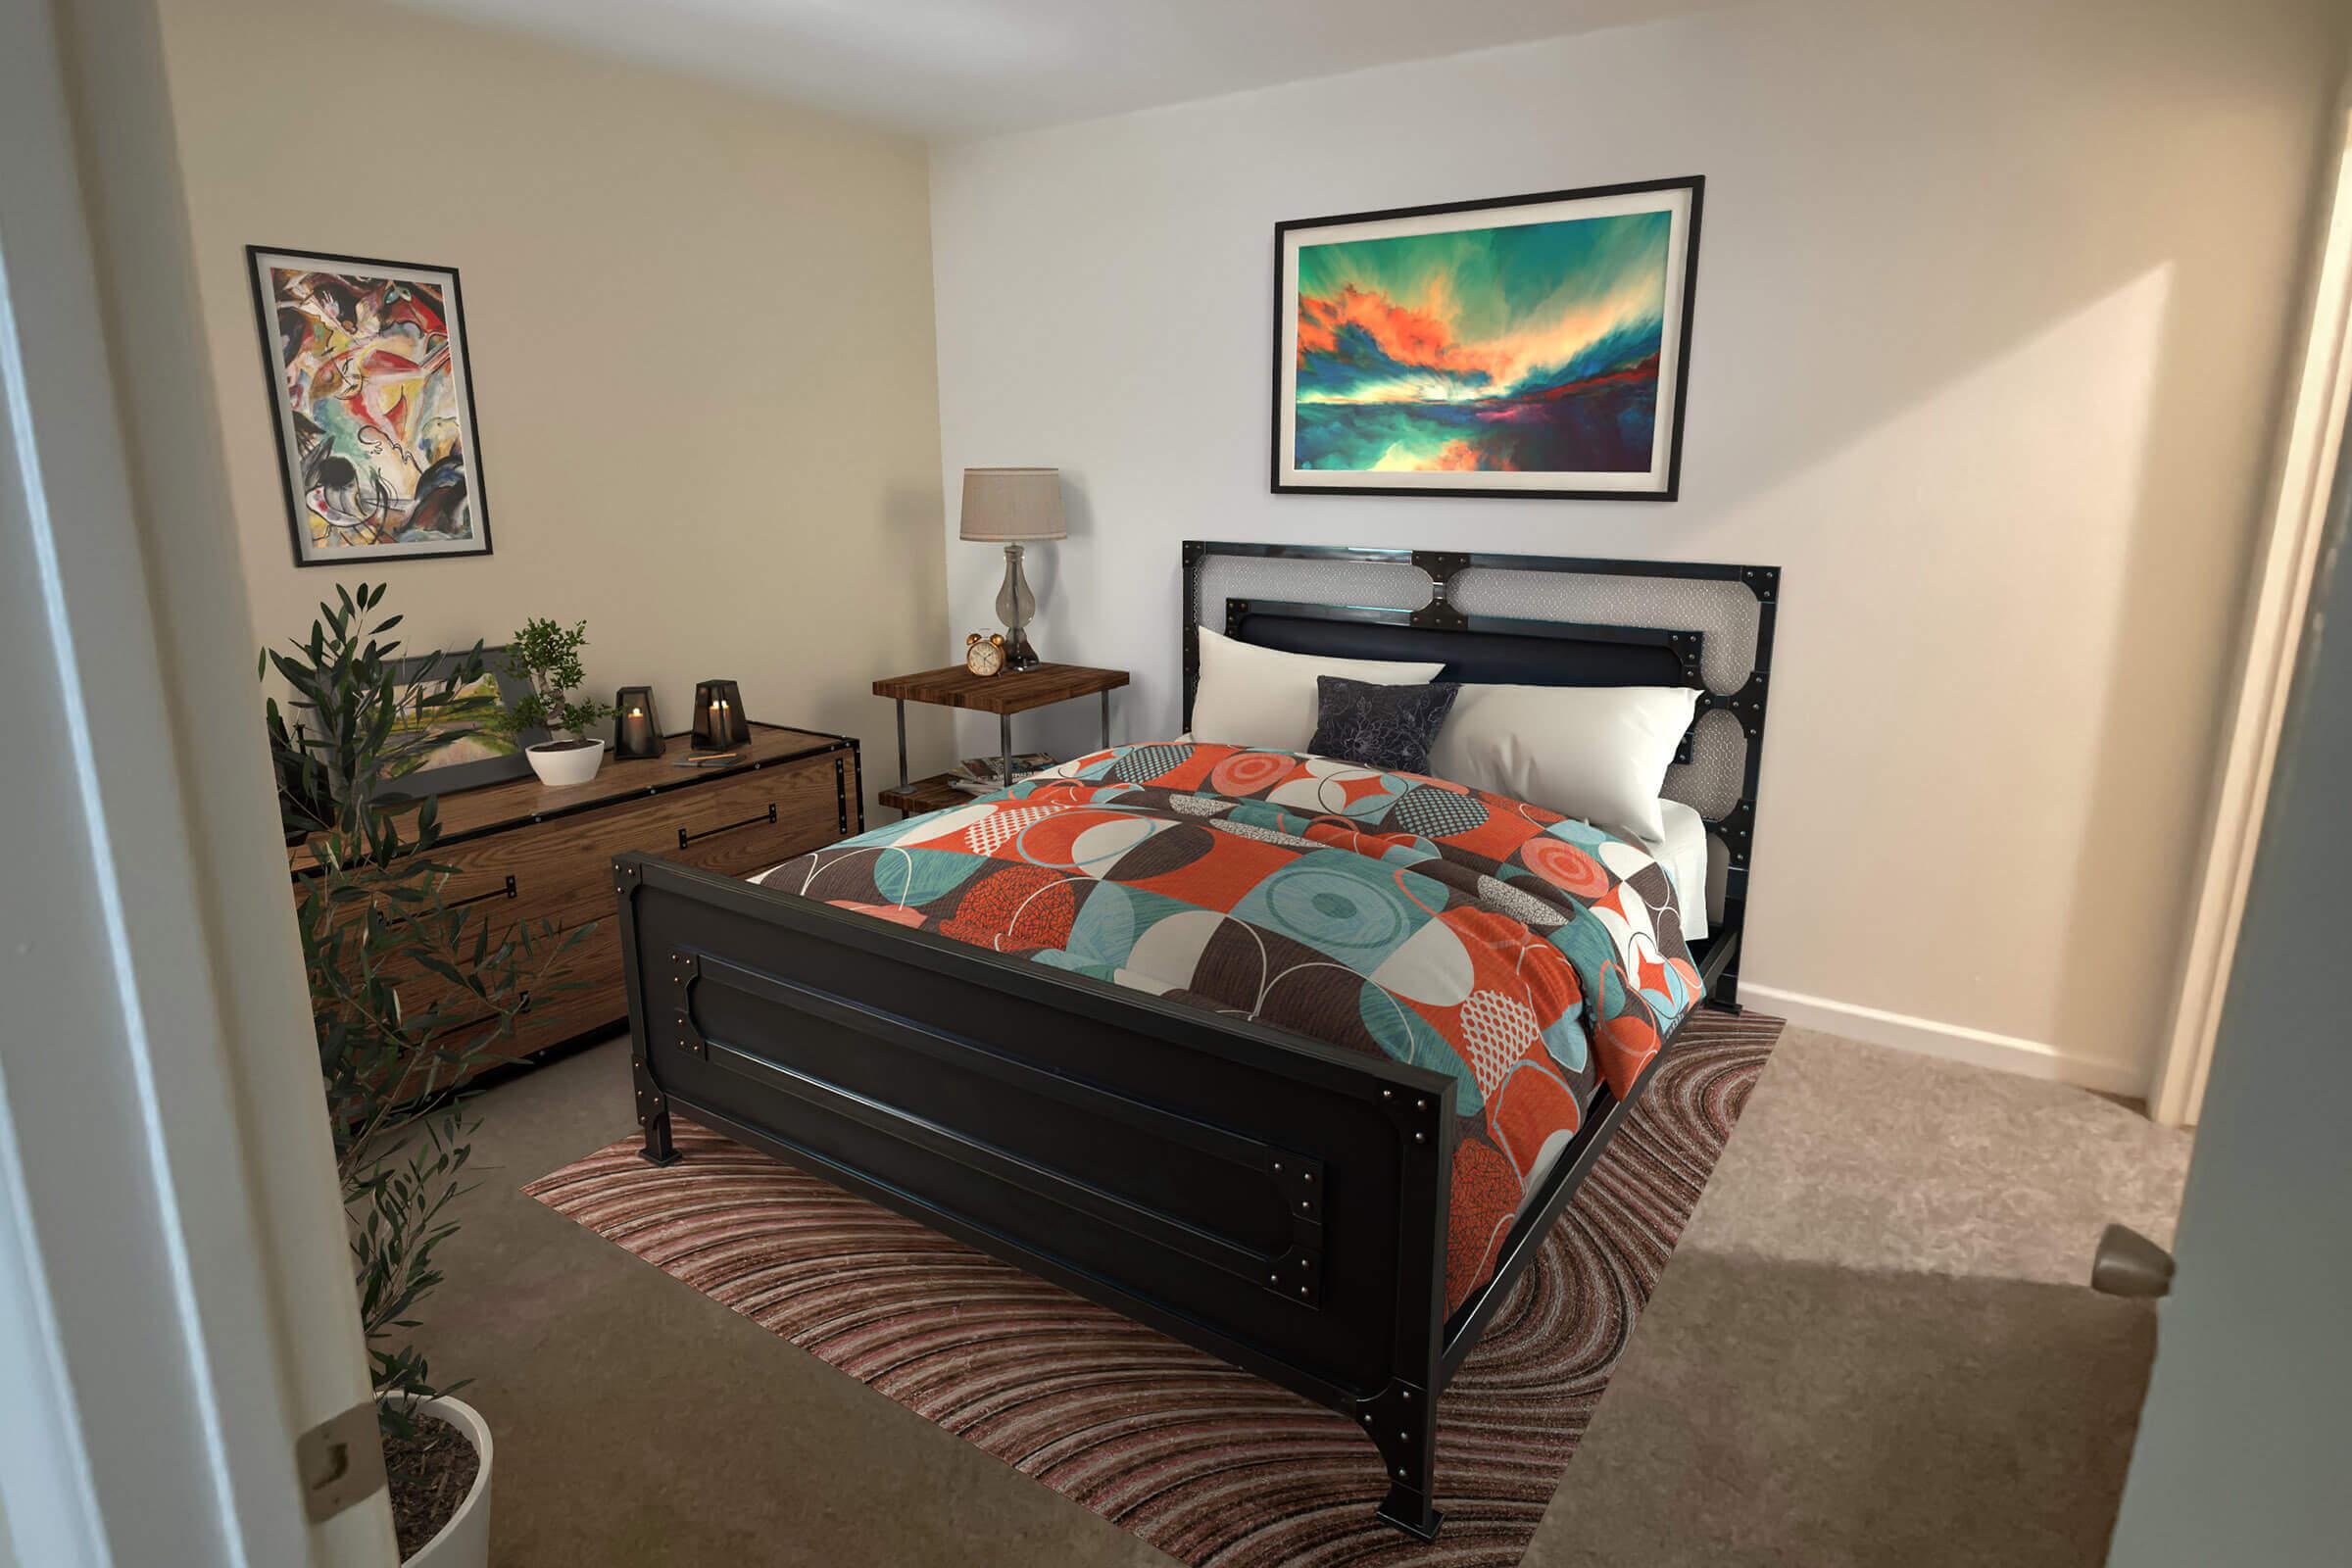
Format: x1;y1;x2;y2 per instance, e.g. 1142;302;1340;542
612;543;1777;1539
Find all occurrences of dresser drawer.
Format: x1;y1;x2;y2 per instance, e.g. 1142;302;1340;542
644;759;849;877
297;731;858;1076
422;747;852;925
408;747;855;1062
415;827;604;931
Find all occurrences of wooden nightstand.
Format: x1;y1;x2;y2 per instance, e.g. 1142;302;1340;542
874;662;1130;816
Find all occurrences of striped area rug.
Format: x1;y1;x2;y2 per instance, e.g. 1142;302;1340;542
525;1009;1780;1566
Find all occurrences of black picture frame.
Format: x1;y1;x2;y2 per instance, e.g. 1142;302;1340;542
1271;175;1704;502
245;245;496;567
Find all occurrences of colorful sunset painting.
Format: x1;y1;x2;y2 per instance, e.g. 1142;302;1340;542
248;249;492;564
1275;181;1700;498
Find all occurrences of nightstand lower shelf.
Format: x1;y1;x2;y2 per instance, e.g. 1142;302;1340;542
879;772;972;816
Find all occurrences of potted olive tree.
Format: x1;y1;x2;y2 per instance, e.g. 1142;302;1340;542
500;618;613;787
267;584;593;1564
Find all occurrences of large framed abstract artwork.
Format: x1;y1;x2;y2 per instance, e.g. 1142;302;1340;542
246;247;493;565
1273;176;1702;501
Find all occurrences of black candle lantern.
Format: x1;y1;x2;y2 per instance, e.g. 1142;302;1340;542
691;679;750;749
613;686;663;760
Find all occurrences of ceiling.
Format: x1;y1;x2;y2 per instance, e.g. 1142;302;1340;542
397;0;1701;140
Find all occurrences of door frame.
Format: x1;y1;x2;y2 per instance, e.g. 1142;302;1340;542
0;0;392;1561
2153;86;2352;1128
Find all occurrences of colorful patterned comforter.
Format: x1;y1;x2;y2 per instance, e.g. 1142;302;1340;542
755;741;1704;1310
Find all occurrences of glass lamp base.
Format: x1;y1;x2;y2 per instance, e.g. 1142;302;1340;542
996;544;1042;669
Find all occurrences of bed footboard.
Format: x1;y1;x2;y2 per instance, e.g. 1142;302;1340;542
611;852;1458;1536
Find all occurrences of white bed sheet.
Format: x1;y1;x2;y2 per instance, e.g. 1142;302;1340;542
1636;798;1710;944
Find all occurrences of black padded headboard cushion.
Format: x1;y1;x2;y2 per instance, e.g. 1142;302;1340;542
1222;603;1699;693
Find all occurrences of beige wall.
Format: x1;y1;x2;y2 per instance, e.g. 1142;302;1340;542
158;0;952;809
930;0;2349;1093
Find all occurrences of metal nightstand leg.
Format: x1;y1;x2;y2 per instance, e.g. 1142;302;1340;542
1001;711;1013;794
895;698;908;792
1100;690;1112;751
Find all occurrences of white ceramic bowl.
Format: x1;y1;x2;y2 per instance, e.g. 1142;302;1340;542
524;737;605;787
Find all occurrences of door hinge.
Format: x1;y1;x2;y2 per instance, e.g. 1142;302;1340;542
296;1399;386;1523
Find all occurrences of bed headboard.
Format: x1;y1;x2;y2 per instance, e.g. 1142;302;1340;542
1180;540;1777;1005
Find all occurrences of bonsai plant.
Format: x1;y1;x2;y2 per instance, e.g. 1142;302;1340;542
498;617;614;786
266;583;594;1564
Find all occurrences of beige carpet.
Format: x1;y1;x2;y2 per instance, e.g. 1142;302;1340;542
416;1023;2189;1566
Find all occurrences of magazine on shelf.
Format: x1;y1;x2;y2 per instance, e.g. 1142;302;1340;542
952;752;1056;789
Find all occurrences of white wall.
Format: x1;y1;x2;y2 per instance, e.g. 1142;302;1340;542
160;0;956;810
928;0;2346;1094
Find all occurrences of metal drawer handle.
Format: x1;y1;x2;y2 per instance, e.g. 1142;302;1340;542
392;987;529;1041
386;873;515;930
447;874;517;910
679;803;777;851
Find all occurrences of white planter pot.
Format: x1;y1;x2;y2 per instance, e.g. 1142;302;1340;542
525;737;605;787
403;1396;493;1568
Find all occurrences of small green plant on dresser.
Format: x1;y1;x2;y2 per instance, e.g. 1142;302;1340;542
497;617;613;746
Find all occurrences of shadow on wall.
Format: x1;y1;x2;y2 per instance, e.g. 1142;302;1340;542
1720;270;2180;1085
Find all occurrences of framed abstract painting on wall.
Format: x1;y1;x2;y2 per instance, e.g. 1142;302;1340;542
246;247;493;565
1272;176;1702;501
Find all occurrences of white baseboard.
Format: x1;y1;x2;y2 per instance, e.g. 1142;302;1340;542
1739;983;2149;1099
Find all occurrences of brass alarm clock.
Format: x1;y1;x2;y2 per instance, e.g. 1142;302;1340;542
964;631;1006;677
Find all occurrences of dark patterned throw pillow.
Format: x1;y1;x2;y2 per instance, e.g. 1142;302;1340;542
1309;675;1461;774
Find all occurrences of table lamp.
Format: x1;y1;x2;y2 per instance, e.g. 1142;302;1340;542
959;466;1064;672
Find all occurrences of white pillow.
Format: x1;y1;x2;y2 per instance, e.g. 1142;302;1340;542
1427;683;1699;841
1191;626;1443;754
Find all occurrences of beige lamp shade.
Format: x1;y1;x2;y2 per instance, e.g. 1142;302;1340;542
959;466;1066;542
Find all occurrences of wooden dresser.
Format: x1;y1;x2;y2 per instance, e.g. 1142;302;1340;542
289;723;860;1074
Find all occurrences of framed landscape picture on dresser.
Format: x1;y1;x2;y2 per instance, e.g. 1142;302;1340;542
374;647;542;798
246;246;494;564
1272;176;1703;501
